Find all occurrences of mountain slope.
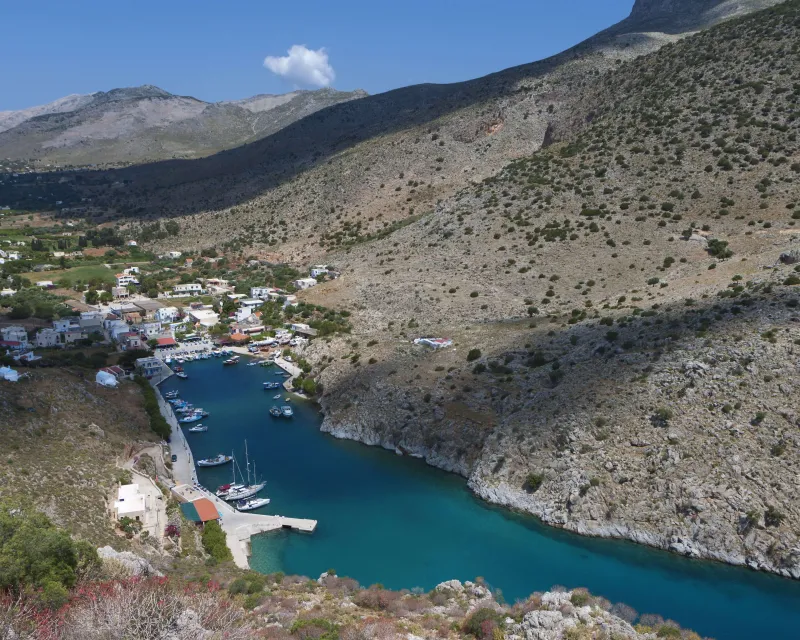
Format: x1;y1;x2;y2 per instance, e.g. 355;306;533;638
0;85;366;166
301;0;800;577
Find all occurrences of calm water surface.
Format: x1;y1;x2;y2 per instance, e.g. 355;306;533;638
161;358;800;640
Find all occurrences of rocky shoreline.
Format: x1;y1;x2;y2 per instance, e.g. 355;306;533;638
319;409;800;581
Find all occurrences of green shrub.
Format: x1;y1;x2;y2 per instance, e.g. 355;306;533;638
201;520;232;562
523;473;544;493
467;348;482;362
0;502;99;604
463;607;504;638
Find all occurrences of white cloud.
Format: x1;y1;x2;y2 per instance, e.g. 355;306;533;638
263;45;335;87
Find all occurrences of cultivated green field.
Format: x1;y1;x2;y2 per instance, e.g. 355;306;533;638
20;264;115;286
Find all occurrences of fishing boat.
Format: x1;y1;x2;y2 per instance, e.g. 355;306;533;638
236;496;271;511
246;361;259;367
263;381;281;389
164;390;179;399
176;372;188;379
197;453;232;467
187;424;208;432
164;356;172;364
281;405;294;418
269;406;282;417
179;411;208;423
223;356;240;366
217;443;266;500
273;393;282;400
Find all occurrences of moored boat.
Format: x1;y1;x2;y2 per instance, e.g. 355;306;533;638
236;496;271;511
187;424;208;432
197;453;232;467
281;405;293;418
269;406;282;417
176;372;188;379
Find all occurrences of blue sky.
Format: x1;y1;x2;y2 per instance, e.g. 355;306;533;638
1;0;633;110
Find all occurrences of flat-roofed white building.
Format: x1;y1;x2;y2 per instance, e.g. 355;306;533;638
114;484;147;522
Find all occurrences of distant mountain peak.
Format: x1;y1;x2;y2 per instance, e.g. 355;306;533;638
624;0;784;32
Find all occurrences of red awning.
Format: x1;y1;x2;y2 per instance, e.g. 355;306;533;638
157;337;177;347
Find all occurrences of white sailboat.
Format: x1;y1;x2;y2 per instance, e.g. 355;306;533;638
216;441;266;501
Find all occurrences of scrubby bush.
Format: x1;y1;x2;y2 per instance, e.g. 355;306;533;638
201;521;232;562
467;348;482;362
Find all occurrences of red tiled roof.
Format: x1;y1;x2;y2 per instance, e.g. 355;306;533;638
229;333;249;342
192;498;219;522
157;337;177;346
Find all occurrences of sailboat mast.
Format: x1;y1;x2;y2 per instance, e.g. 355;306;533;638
245;440;251;486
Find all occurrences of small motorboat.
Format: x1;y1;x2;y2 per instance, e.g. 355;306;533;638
223;356;240;366
269;406;282;417
263;381;281;389
260;360;273;367
187;424;208;432
197;454;232;467
236;497;271;511
164;390;179;399
281;405;293;418
176;372;188;379
246;361;259;367
273;394;282;399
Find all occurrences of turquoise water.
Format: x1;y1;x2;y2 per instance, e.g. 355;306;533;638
161;358;800;640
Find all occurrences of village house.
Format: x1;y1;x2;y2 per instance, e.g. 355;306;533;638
250;286;276;300
120;332;142;351
124;266;140;275
53;317;81;333
155;306;179;323
126;240;138;247
115;273;139;288
310;265;329;278
108;321;131;342
62;329;87;345
140;321;162;338
36;280;54;288
0;326;29;349
35;327;60;348
122;311;143;325
293;277;317;290
79;312;104;334
113;484;147;523
112;286;129;299
135;356;162;379
172;283;203;295
0;289;14;297
187;308;219;328
165;251;182;259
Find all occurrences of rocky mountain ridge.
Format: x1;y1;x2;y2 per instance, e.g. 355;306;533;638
0;85;367;166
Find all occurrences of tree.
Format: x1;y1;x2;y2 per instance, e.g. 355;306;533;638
99;291;113;303
85;289;99;305
467;348;482;362
0;502;99;608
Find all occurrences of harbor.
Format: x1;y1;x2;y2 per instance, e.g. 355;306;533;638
154;356;800;640
154;359;316;569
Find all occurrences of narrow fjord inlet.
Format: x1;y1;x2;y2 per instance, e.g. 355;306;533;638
161;358;800;640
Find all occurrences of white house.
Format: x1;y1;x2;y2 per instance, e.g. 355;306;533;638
235;307;253;322
36;280;54;288
166;251;182;259
109;321;131;342
35;328;60;348
135;356;162;378
126;240;138;247
290;322;311;332
173;283;203;295
53;318;80;333
1;326;28;347
114;484;147;522
7;252;20;260
116;274;139;288
310;265;329;278
140;321;162;338
250;287;276;300
240;298;262;309
124;266;140;275
156;306;179;323
187;308;219;328
0;289;14;297
293;278;317;290
112;286;129;299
